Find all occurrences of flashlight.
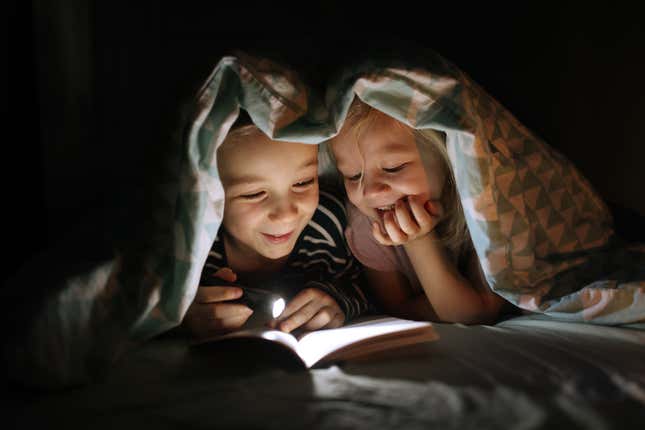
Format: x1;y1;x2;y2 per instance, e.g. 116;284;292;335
200;279;286;319
237;286;286;319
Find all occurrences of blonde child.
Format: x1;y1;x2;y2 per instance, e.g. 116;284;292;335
183;114;369;339
327;99;506;324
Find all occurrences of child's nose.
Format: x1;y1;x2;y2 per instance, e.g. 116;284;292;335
268;197;298;223
361;175;391;200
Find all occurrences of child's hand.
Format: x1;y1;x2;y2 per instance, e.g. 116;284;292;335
372;196;444;246
272;288;345;333
183;268;253;339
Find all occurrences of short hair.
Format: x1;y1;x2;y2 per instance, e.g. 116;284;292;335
221;109;263;145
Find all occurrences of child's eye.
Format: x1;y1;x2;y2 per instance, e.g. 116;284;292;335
294;178;316;188
383;163;408;173
345;172;362;182
240;191;266;200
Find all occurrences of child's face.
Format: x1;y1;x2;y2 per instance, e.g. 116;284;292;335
218;133;319;261
331;113;445;229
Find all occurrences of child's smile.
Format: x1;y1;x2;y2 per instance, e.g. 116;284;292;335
376;204;395;212
375;203;396;223
261;231;294;244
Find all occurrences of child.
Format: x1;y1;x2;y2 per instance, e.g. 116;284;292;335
327;98;506;324
183;113;369;339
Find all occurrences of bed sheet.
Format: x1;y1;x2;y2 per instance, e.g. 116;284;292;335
13;315;645;429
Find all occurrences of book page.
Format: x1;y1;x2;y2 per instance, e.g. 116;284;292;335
194;328;300;353
294;316;438;368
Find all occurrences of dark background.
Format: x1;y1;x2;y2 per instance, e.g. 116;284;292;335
6;1;645;284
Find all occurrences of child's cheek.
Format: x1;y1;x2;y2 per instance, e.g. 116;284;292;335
296;188;319;217
345;189;374;219
225;201;263;225
301;193;317;211
345;185;363;207
397;168;433;197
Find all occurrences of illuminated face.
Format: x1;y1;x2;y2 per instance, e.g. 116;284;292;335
331;112;445;230
218;132;319;264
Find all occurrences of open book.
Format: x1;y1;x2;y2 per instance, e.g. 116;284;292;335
191;315;439;369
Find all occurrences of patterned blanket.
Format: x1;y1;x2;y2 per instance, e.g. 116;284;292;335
4;51;644;388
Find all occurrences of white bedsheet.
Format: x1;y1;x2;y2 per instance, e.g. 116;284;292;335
12;316;645;429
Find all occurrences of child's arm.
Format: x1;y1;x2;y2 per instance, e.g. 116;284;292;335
374;196;504;324
403;233;504;324
363;268;438;321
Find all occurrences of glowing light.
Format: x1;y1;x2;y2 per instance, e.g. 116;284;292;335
272;298;286;318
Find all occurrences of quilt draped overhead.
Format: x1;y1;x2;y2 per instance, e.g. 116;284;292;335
5;51;644;388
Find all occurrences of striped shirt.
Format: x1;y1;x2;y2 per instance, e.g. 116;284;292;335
201;190;370;320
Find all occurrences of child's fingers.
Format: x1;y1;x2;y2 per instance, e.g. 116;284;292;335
279;300;320;333
209;303;253;321
408;197;434;232
212;267;237;283
277;288;340;333
394;198;419;235
216;313;253;331
189;301;252;321
383;211;408;243
195;286;243;303
278;289;315;320
302;309;332;330
302;307;345;331
424;199;444;218
372;221;393;246
184;304;253;339
326;312;345;329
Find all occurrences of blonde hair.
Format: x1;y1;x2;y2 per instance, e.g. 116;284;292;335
328;98;471;263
